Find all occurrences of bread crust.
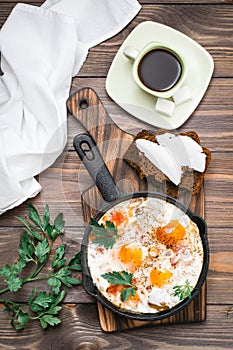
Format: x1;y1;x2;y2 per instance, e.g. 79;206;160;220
124;130;211;196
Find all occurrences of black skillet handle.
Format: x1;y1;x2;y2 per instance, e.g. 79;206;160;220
73;133;120;202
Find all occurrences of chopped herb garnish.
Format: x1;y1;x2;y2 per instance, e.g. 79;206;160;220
173;279;193;300
89;218;118;249
101;271;136;301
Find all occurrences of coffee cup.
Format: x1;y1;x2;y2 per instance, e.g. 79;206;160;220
123;42;187;98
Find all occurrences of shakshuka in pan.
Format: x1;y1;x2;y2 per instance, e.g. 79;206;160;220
87;196;204;313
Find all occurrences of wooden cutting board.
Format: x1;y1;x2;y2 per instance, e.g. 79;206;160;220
67;88;206;332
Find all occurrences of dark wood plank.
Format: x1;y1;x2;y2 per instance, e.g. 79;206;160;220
77;4;233;78
204;175;233;227
1;4;233;78
0;303;232;350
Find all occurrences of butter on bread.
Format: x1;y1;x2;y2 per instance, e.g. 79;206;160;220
124;130;211;196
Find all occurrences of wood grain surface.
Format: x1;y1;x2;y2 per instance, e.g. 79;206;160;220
0;0;233;349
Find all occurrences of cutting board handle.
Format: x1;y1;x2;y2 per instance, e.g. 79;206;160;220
67;88;120;142
67;87;133;178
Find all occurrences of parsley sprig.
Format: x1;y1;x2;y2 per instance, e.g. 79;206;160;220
101;271;136;301
90;218;118;248
173;280;193;300
0;203;82;330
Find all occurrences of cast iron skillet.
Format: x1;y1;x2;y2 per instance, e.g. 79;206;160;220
73;133;209;321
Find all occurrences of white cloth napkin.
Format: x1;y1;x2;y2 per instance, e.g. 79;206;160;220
0;0;141;215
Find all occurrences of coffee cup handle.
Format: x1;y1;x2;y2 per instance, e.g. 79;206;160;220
123;46;140;61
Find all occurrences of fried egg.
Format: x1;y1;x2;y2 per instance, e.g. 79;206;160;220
88;197;204;314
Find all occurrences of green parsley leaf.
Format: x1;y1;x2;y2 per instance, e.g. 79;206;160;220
52;244;66;269
90;218;118;249
51;213;65;240
11;261;25;275
29;291;55;313
46;305;62;315
15;216;33;233
47;276;62;295
101;271;136;302
54;268;82;288
11;311;29;331
48;267;81;294
53;290;66;305
121;286;136;302
34;238;50;263
30;292;54;313
15;215;43;241
32;290;65;329
0;264;23;292
54;267;70;279
17;309;30;327
173;280;193;300
3;302;29;331
3;301;19;313
39;315;61;330
28;203;44;231
61;276;82;287
54;213;65;232
7;276;23;292
43;204;50;231
0;264;12;279
101;271;133;286
68;252;82;271
18;232;35;263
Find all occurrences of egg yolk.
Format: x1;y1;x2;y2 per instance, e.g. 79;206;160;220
110;211;126;226
128;292;140;305
156;220;186;247
118;244;142;271
150;269;172;288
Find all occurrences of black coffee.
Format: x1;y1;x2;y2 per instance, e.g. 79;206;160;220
138;49;182;92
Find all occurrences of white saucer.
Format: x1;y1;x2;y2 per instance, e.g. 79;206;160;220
106;21;214;130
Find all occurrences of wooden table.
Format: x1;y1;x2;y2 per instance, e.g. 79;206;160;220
0;0;233;349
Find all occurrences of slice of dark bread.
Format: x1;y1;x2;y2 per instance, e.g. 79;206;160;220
124;129;211;196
